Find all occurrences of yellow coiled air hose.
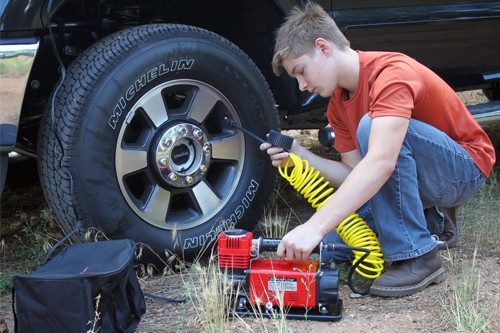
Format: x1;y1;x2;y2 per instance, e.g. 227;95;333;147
222;119;384;280
279;152;384;279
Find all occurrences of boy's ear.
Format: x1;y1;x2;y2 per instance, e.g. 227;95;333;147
314;38;331;55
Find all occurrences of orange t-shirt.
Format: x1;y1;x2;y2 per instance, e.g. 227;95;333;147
328;51;496;177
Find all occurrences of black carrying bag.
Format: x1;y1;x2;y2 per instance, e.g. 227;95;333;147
12;239;146;333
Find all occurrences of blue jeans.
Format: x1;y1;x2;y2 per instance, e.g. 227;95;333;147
323;115;485;262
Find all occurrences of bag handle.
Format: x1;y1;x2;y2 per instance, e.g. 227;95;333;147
42;221;81;264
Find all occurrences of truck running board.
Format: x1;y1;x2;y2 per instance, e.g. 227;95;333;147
469;100;500;125
318;100;500;148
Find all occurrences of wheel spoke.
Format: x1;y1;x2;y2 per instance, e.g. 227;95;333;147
192;180;222;215
116;148;148;175
211;134;244;161
188;88;220;123
138;86;169;128
143;185;171;227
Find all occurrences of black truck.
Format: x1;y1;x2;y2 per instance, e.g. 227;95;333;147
1;0;499;261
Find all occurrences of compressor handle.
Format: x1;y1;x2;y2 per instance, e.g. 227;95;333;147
255;237;281;252
255;237;321;254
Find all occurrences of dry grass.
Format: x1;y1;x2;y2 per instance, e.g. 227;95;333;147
458;172;500;254
180;253;291;333
258;205;291;239
439;248;498;332
183;255;237;333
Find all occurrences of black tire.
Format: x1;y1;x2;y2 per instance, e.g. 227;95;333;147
6;157;39;189
38;24;279;261
482;84;500;101
0;153;7;193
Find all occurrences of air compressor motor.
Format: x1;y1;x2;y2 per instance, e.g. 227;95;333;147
217;229;343;321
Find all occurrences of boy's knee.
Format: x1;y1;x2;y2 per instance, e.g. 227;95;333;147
356;114;371;155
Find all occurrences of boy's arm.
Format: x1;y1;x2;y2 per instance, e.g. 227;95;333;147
277;115;409;260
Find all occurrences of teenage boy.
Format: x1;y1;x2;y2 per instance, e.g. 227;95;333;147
260;4;495;296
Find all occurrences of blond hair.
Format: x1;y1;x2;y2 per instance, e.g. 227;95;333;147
272;3;350;76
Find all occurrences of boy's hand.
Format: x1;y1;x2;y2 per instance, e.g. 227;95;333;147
276;222;323;260
260;138;299;168
259;142;291;167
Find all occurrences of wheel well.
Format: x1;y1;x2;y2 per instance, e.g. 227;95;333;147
19;0;288;153
48;0;284;93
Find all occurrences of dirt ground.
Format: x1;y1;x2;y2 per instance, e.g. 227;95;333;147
135;255;500;332
1;91;499;332
1;186;499;333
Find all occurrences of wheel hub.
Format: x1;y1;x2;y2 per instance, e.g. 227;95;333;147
155;123;211;187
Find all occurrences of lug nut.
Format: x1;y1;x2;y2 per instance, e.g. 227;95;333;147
163;138;172;147
169;173;178;181
193;129;203;140
178;126;187;136
159;157;168;166
186;176;193;184
203;144;211;153
31;80;40;89
199;165;207;173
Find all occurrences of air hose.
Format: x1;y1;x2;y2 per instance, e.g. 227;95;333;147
225;119;384;279
279;152;384;279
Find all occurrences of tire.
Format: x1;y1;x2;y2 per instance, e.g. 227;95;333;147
6;156;39;189
482;84;500;101
38;24;279;261
0;153;7;193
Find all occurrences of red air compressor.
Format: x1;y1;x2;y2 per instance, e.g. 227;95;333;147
217;229;345;321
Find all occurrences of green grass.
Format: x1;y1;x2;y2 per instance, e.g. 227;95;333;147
439;248;497;332
436;171;499;332
0;208;58;293
0;56;33;77
458;171;500;254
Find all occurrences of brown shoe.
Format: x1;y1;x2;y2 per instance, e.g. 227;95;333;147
437;207;458;250
370;247;445;297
